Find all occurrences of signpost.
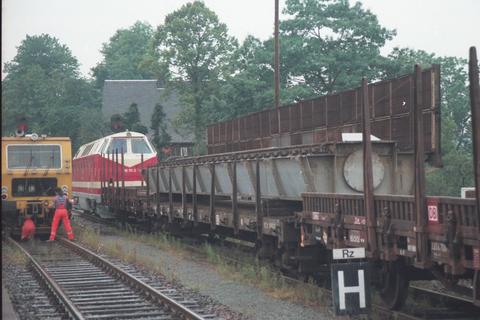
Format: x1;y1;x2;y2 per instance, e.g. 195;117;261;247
331;247;371;315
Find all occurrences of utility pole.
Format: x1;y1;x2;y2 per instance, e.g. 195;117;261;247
274;0;281;131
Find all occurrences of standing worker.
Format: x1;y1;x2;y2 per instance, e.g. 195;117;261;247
48;187;74;241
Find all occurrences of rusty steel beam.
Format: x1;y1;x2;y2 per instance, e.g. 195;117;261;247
413;65;428;267
469;47;480;236
182;166;187;222
121;149;125;211
100;153;104;204
146;163;150;216
210;163;216;231
104;153;107;205
256;158;263;241
193;164;198;226
232;157;239;236
469;48;480;307
156;166;160;216
274;0;281;123
141;153;144;187
100;153;103;195
362;77;377;257
111;151;114;206
168;167;173;223
107;151;111;205
115;149;119;211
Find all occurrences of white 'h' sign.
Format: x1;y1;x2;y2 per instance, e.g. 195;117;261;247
337;270;366;310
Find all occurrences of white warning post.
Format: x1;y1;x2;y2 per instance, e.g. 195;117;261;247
331;247;370;315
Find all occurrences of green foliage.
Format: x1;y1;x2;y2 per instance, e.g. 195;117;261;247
1;34;103;150
154;1;237;151
281;0;395;94
4;34;79;78
92;21;159;88
150;103;171;154
122;103;148;134
123;103;141;127
211;0;394;123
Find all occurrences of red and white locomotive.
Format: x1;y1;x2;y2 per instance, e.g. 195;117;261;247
72;131;157;217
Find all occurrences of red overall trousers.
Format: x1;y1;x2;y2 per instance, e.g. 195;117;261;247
21;218;36;240
49;204;74;240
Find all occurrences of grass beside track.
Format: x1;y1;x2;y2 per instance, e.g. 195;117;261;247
76;224;330;309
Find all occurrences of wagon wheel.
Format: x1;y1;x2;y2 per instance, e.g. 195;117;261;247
378;260;409;310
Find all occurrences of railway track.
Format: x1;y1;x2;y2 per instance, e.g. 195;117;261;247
74;210;480;319
6;236;215;320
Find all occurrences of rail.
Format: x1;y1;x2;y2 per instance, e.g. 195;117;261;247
7;236;206;320
6;237;84;320
58;237;206;320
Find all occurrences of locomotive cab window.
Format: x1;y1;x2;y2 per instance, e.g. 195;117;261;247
107;138;127;153
7;145;61;169
74;147;83;158
98;139;109;154
80;143;94;157
131;138;152;154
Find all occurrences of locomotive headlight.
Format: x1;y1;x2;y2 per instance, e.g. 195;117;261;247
43;200;50;207
1;186;7;194
62;185;68;193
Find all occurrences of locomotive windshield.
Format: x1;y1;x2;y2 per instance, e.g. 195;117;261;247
107;138;127;153
104;137;153;154
131;138;152;154
7;145;61;169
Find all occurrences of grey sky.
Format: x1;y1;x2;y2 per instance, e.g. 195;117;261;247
2;0;479;78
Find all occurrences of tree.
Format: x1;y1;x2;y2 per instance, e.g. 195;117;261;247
215;35;317;122
150;103;171;155
123;103;141;128
122;103;148;134
1;34;103;149
281;0;395;94
154;1;237;152
211;0;394;122
4;34;79;78
383;48;473;196
92;21;159;88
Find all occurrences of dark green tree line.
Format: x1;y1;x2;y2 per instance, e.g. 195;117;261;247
150;103;171;155
153;1;237;153
1;34;104;150
92;21;159;88
123;103;148;134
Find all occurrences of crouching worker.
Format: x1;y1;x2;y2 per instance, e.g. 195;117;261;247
21;216;36;240
48;187;74;241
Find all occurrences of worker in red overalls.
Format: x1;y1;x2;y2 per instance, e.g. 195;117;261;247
21;215;36;240
48;187;74;241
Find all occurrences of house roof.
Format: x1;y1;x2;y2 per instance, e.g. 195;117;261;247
102;80;193;144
